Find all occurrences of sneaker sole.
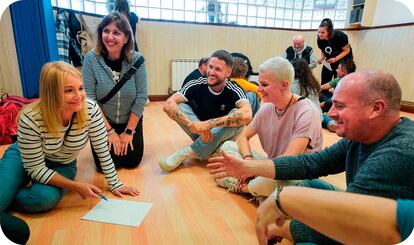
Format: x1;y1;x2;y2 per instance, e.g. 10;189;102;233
159;157;181;172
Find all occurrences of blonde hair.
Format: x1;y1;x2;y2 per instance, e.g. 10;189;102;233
23;62;87;135
259;57;294;86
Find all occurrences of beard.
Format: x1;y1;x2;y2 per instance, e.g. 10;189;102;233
207;75;225;87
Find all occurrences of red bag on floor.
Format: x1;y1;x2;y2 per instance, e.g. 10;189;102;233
0;94;37;145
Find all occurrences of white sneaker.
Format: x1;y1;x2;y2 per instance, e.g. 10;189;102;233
215;177;242;193
159;147;193;171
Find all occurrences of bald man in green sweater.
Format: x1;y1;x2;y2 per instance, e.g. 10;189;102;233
208;70;414;244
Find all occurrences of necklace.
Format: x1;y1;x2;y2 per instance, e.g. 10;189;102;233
275;94;294;119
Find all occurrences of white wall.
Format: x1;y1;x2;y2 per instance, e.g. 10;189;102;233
364;0;414;26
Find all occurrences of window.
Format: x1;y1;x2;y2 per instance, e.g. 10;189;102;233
52;0;349;29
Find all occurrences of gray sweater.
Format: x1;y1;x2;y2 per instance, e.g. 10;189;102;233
273;117;414;243
82;51;148;124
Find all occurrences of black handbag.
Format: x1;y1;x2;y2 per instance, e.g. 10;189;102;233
98;56;145;105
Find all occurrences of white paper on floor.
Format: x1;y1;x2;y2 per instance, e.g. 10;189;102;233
82;199;153;227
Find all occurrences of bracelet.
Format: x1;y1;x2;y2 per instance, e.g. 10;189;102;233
273;186;291;219
107;128;115;135
242;154;253;159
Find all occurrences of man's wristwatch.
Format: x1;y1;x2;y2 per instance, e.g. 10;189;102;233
124;128;136;135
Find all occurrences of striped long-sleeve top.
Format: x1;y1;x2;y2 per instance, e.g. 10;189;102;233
17;99;123;191
82;50;148;124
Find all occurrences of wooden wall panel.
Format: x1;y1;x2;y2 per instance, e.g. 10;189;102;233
347;25;414;101
1;10;413;101
138;20;323;95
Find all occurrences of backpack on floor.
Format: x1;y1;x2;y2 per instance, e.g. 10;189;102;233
0;94;37;145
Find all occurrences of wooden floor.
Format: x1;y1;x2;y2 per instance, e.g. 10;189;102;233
3;102;412;245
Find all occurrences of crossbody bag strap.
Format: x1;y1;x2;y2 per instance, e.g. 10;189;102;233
98;55;145;105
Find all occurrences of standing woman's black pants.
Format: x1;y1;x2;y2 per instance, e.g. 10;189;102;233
92;116;144;171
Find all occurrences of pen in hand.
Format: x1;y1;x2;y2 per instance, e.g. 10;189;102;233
97;193;108;201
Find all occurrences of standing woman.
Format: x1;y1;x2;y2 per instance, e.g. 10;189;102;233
83;13;147;171
317;18;353;84
0;61;138;215
115;0;139;51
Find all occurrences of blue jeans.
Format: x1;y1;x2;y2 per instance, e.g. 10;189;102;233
0;143;77;213
322;113;334;129
178;104;243;160
298;179;342;191
246;91;260;118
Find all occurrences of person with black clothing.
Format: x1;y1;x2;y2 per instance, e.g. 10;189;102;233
181;57;209;88
317;18;353;84
115;0;139;51
283;35;317;69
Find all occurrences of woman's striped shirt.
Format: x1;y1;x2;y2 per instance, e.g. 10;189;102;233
17;99;123;191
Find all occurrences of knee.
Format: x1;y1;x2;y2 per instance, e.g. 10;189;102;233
122;156;142;169
15;188;63;213
220;140;237;153
247;177;278;197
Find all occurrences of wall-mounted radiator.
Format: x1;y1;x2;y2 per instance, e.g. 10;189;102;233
171;59;199;92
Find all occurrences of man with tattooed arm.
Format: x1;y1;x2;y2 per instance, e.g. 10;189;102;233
159;50;252;172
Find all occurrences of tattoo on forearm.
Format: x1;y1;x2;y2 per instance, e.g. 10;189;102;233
210;112;244;128
169;108;190;127
226;112;243;126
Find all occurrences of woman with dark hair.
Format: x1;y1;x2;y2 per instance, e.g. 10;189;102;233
115;0;139;51
291;58;321;114
317;18;353;84
83;13;148;171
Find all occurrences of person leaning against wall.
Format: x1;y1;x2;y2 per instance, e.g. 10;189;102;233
83;13;148;171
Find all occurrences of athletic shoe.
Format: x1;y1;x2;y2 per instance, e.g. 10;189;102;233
159;146;193;171
215;176;242;193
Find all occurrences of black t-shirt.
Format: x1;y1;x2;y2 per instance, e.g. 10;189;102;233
103;55;122;82
182;69;205;88
317;30;353;59
179;78;247;121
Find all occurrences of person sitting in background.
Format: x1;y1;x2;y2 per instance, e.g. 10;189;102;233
320;59;357;110
83;13;148;171
256;186;414;245
159;50;252;172
208;70;414;244
0;61;138;216
115;0;139;51
291;58;321;115
215;57;322;200
283;34;318;70
230;57;261;116
182;57;209;88
319;59;356;131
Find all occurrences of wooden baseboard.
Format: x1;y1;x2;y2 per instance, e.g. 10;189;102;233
401;100;414;113
148;95;170;101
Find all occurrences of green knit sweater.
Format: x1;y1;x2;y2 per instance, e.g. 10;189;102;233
273;117;414;244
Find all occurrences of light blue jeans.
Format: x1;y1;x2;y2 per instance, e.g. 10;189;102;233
0;143;77;213
178;104;244;160
246;91;260;118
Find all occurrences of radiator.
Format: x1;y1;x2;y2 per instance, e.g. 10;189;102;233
171;59;199;92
